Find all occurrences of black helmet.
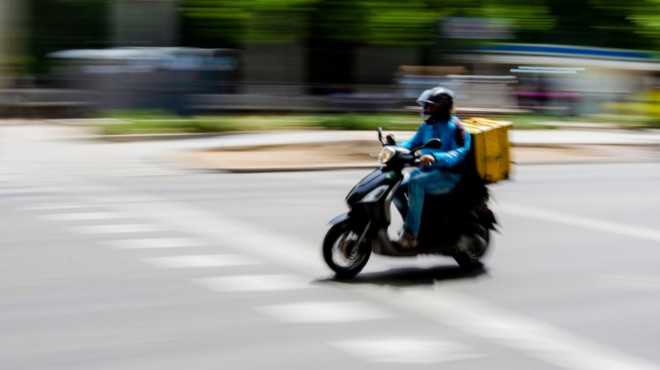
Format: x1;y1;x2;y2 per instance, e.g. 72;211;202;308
416;87;454;110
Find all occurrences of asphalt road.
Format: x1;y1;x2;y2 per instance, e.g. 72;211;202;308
1;124;660;369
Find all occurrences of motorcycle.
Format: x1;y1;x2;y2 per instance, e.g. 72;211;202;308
322;128;498;279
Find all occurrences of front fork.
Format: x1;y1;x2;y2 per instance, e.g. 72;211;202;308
329;213;372;255
352;221;371;255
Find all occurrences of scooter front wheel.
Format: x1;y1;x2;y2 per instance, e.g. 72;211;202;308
323;220;371;279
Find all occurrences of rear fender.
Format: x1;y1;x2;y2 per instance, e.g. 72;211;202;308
479;207;498;231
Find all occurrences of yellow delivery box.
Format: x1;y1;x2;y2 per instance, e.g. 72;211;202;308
461;117;512;184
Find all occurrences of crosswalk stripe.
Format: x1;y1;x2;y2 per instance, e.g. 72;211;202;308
30;181;660;370
21;203;92;211
104;237;208;249
69;224;166;234
142;254;263;268
255;301;394;323
331;336;481;364
193;274;309;292
38;212;131;221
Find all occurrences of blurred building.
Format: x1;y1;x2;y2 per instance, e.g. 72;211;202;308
112;0;179;47
450;44;660;115
49;47;240;114
0;0;26;87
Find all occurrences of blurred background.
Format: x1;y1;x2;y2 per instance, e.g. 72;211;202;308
2;3;660;369
0;0;659;125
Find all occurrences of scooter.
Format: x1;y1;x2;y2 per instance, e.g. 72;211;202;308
322;128;497;279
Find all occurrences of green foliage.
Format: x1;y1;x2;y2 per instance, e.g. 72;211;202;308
179;0;660;49
21;0;660;80
98;110;178;120
317;113;418;130
27;0;110;74
94;110;660;135
500;114;559;130
361;3;441;46
95;111;421;135
181;0;318;44
96;111;316;135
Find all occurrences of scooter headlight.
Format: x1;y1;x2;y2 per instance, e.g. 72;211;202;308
378;146;396;164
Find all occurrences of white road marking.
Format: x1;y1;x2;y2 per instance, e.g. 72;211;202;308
21;203;91;211
69;224;166;234
37;182;660;370
596;273;660;292
104;237;208;249
255;301;394;323
193;274;310;292
499;202;660;243
356;288;660;370
38;212;131;221
142;254;263;268
331;336;481;364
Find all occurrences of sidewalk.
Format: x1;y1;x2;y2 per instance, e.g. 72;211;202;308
3;119;659;172
165;129;660;172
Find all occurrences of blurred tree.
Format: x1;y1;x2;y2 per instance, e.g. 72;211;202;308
27;0;110;76
305;0;369;93
180;0;247;48
537;0;656;48
590;0;660;49
20;0;660;82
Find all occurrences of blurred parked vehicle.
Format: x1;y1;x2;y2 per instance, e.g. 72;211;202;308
48;47;241;114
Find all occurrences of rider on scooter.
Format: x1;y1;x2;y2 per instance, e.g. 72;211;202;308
394;87;472;248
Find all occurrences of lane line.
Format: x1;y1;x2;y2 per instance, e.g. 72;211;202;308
21;203;92;211
330;336;481;364
38;212;131;221
69;224;166;234
193;274;310;292
111;196;660;369
104;237;208;249
355;288;660;370
498;202;660;243
38;181;660;369
142;254;263;268
596;273;660;292
255;301;394;323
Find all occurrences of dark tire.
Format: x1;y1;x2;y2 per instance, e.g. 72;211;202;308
453;226;490;270
453;252;483;270
322;220;371;279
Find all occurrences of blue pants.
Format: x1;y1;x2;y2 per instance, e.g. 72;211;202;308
393;169;460;237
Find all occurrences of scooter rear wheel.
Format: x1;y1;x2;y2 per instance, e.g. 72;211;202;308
323;220;371;279
453;226;490;270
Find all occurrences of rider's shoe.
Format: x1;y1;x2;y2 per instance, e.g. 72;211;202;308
397;231;418;249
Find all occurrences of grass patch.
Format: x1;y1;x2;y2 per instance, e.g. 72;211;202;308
95;110;422;135
317;113;418;130
576;113;660;128
97;109;660;135
96;111;318;135
498;114;560;130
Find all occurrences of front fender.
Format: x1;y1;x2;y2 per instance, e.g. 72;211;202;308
328;212;370;232
329;213;350;226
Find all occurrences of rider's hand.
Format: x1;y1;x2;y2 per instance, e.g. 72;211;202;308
419;154;436;166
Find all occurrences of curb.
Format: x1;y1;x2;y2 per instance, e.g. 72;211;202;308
197;158;659;174
198;163;379;173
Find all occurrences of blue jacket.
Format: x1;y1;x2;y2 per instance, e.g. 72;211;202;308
399;116;471;170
